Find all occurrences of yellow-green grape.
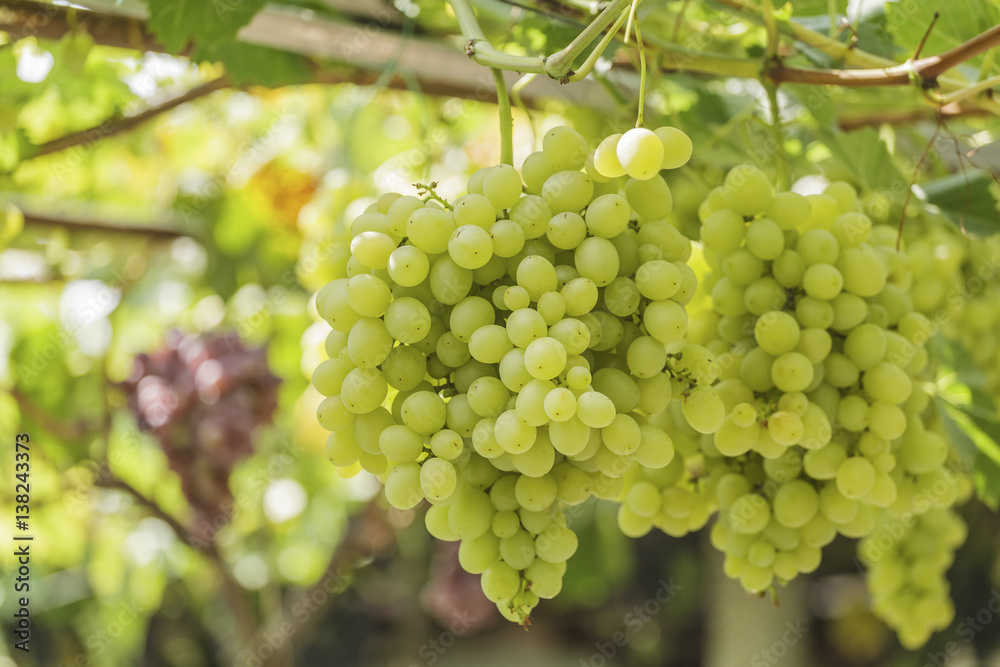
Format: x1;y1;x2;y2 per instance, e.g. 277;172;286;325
593;133;626;178
836;457;876;499
480;562;521;603
385;462;423;509
722;164;773;216
728;493;771;535
534;524;579;563
516;255;558;301
547;211;587;250
483;164;524;210
766;191;811;230
524;559;565;599
541;170;594;214
449;224;494;270
453;193;497;229
616;128;663;180
585;193;630;238
574;237;619;286
576;391;617;428
421;458;458;501
522;151;558;194
655;126;692;169
635;260;681;300
542;125;589;171
772;480;818;528
491;219;526;258
625;175;673;220
682;385;725;434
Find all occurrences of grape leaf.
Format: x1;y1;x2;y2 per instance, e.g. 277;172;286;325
937;398;1000;510
193;42;311;86
143;0;310;85
919;170;1000;237
506;12;581;58
933;336;1000;510
817;126;904;190
886;0;1000;70
791;12;901;60
967;139;1000;173
145;0;270;52
784;84;837;129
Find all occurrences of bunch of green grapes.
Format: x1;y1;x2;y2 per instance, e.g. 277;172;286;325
313;124;719;622
616;404;717;539
659;165;961;600
906;222;969;319
853;394;974;645
858;507;967;649
945;235;1000;399
866;196;1000;400
839;207;985;645
907;223;1000;397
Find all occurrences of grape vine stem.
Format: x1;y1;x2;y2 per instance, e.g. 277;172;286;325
493;68;515;165
18;208;189;239
712;0;1000;112
765;82;789;190
5;0;1000;126
8;0;1000;94
449;0;634;81
759;0;788;190
546;0;634;80
635;18;647;127
760;0;779;61
567;8;631;82
29;77;229;160
836;102;988;130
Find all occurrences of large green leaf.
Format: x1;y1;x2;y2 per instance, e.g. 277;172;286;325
145;0;270;52
194;42;311;86
934;336;1000;509
791;13;902;60
818;126;905;190
143;0;311;85
506;11;581;57
785;84;837;129
886;0;1000;72
938;397;1000;510
920;170;1000;237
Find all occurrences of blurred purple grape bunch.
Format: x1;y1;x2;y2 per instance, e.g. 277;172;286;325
122;330;280;538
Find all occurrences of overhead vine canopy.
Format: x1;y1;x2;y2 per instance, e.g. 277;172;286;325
4;0;1000;131
2;0;999;226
